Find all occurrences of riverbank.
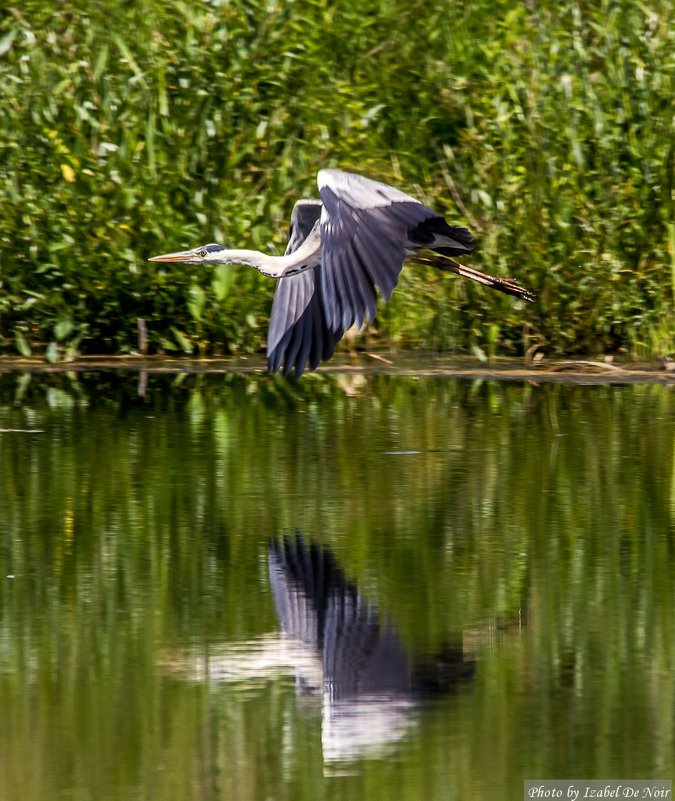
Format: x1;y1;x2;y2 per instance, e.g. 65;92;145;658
0;354;672;385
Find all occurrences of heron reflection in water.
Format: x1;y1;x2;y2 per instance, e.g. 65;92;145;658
268;534;475;763
149;169;534;377
161;534;474;765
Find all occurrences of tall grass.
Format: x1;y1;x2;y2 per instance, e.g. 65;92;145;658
0;0;672;359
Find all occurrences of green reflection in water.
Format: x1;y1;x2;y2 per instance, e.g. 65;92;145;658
0;373;672;801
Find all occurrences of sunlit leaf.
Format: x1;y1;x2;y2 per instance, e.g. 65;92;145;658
212;265;235;302
45;341;59;364
54;319;74;341
187;285;206;322
0;29;17;57
471;344;488;363
171;327;193;354
60;164;76;183
15;331;31;357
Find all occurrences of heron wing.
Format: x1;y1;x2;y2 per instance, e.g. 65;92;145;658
317;169;440;333
283;199;323;257
268;535;412;699
268;535;326;646
267;268;343;377
267;200;341;377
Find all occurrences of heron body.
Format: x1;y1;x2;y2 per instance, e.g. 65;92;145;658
149;168;534;377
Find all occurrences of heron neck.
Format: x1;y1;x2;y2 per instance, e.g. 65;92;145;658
212;249;271;269
213;223;321;279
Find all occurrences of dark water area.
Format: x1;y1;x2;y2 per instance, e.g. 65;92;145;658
0;371;672;801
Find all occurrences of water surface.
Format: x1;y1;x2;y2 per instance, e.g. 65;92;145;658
0;372;672;800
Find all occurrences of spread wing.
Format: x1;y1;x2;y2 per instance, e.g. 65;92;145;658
317;168;443;333
267;200;342;378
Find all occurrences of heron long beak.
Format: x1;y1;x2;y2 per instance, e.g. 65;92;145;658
148;248;197;263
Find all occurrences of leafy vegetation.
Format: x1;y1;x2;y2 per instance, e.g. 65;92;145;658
0;0;672;361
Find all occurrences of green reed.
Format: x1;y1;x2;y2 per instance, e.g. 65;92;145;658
0;0;672;360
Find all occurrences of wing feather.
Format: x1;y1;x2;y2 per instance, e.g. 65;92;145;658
267;200;332;378
325;249;352;332
281;311;307;378
353;224;401;300
318;170;438;332
333;249;364;331
268;269;336;378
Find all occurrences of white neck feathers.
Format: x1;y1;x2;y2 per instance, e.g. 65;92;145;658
209;221;321;279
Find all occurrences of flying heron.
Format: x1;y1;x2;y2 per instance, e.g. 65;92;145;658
149;169;534;377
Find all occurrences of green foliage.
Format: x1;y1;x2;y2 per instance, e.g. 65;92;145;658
0;0;672;359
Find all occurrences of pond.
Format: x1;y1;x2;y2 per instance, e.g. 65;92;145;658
0;370;672;801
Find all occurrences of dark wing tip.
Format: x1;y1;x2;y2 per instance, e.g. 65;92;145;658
267;268;344;378
408;217;476;256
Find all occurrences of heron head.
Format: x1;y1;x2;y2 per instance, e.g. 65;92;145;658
148;243;227;264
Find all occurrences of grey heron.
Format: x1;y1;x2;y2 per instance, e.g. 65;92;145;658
149;169;534;377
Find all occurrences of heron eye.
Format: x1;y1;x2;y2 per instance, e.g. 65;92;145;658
199;249;207;258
